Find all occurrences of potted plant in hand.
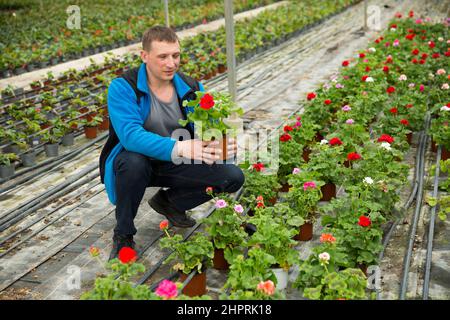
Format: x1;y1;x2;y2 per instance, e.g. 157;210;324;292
246;214;298;290
201;193;248;270
159;229;213;297
0;153;18;179
179;91;243;160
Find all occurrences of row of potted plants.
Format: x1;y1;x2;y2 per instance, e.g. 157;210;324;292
0;0;281;77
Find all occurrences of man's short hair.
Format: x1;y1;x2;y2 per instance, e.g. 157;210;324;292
142;26;179;52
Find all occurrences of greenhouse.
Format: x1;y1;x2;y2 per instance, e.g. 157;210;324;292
0;0;449;304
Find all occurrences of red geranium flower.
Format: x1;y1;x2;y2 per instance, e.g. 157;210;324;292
405;33;415;40
445;51;450;57
284;125;293;132
412;48;419;55
159;220;169;231
432;53;440;59
199;93;215;110
386;56;393;63
362;75;369;82
280;134;292;142
383;66;389;73
428;41;435;48
329;137;343;146
419;59;426;65
118;247;137;264
206;186;213;194
342;60;349;67
386;86;396;94
406;104;413;108
307;92;316;101
320;233;336;244
378;134;395;144
358;215;371;227
347;152;361;161
389;107;398;114
411;58;418;64
359;53;366;58
365;66;371;72
421;53;428;59
252;163;265;172
400;119;409;126
324;99;332;105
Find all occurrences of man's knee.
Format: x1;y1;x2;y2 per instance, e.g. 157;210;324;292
222;165;245;193
115;151;151;181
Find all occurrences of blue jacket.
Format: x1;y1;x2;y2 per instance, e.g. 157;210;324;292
103;63;204;204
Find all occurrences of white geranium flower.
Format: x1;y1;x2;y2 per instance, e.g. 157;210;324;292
365;77;374;82
369;47;376;53
318;252;330;264
442;83;449;90
363;177;374;185
320;139;329;145
380;142;392;151
398;74;407;81
440;106;450;112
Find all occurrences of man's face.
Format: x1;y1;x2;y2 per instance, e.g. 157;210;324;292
141;40;180;82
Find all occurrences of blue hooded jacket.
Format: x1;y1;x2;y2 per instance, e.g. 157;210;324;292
103;63;204;204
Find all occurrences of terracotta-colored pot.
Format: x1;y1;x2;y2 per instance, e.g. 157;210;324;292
218;64;227;73
179;271;207;297
98;116;109;131
343;160;351;168
279;183;292;193
294;222;313;241
84;126;98;139
320;182;336;201
442;146;450;161
406;132;413;145
431;140;437;153
213;248;229;270
302;147;311;163
268;196;277;206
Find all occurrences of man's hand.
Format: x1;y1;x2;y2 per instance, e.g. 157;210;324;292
175;139;222;165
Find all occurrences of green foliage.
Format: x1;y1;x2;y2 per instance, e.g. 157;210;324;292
0;153;19;166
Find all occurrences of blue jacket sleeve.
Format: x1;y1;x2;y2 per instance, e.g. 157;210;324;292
107;78;176;161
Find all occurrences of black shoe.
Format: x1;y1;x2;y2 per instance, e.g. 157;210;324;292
109;234;137;261
148;190;196;228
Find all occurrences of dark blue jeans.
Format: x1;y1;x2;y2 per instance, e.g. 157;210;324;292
113;150;245;236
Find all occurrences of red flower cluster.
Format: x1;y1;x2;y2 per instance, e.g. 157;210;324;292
405;33;415;41
383;66;389;73
252;163;265;172
362;75;369;82
118;247;137;264
329;137;343;146
320;233;336;244
389;107;398;114
280;134;292;142
358;216;372;227
409;10;414;17
365;66;371;72
432;53;440;59
386;56;393;64
378;134;394;144
307;92;316;101
199;93;215;110
256;196;265;208
342;60;349;67
400;119;409;126
284;125;293;132
386;86;396;94
411;48;419;55
324;99;332;105
359;53;366;58
405;104;413;109
159;220;169;231
347;152;361;161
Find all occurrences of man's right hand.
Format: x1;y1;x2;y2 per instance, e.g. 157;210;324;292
175;139;222;165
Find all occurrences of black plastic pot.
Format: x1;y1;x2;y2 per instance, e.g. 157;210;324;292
61;133;75;146
0;164;15;179
4;144;20;155
44;143;59;157
1;69;13;78
39;61;48;68
14;67;27;75
20;151;36;167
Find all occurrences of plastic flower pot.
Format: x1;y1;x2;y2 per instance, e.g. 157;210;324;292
279;183;292;193
44;143;59;157
0;164;15;179
98;117;109;131
4;144;20;155
406;133;413;145
84;126;98;139
179;271;207;297
320;182;336;201
442;146;450;161
302;147;311;162
270;267;288;290
62;133;75;146
218;64;227;73
294;222;313;241
268;196;277;206
431;139;437;153
20;151;36;167
213;248;229;270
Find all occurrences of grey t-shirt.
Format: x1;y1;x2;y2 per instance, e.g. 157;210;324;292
143;88;185;137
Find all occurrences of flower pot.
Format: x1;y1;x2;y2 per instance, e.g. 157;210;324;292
320;183;336;201
4;144;20;155
302;147;311;162
179;271;207;297
62;133;75;146
279;183;292;193
442;146;450;161
358;264;368;277
268;196;277;206
20;151;36;167
343;160;351;168
98;116;109;131
315;132;324;142
84;126;98;139
270;267;288;291
213;248;229;270
0;164;15;179
294;222;313;241
431;139;437;153
406;132;413;145
213;135;232;160
44;143;59;157
218;64;227;73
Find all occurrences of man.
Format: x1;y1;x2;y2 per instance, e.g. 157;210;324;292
99;26;244;260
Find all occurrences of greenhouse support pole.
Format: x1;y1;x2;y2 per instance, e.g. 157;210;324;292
164;0;170;27
224;0;237;102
